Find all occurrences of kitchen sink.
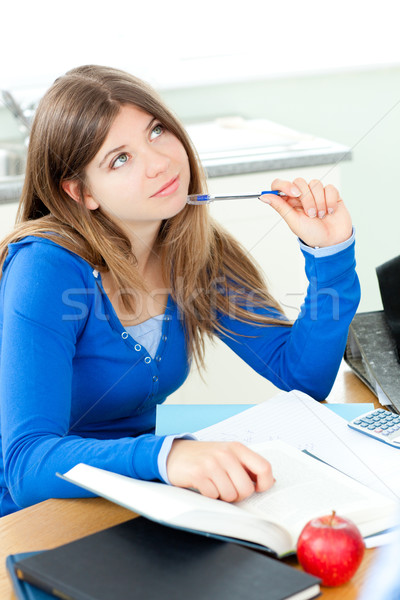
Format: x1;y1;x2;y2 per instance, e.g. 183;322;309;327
0;144;26;178
0;144;26;204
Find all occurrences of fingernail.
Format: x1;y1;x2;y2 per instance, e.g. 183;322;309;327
291;186;301;197
318;210;325;219
328;208;334;215
307;208;317;218
260;195;271;204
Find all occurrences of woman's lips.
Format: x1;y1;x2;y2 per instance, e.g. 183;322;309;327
151;176;180;198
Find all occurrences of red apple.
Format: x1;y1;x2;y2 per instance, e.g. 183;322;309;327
296;511;365;587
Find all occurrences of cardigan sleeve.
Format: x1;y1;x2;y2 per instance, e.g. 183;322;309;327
0;240;168;512
216;237;360;401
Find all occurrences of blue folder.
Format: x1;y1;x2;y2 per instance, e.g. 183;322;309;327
6;552;54;599
155;403;374;436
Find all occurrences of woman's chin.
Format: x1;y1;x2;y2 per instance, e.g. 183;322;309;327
160;194;189;218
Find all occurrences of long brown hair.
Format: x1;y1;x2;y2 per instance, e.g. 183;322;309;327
0;65;289;369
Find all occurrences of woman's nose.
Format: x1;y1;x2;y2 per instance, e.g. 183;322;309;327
144;148;170;178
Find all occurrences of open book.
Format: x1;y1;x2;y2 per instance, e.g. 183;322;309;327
60;440;398;558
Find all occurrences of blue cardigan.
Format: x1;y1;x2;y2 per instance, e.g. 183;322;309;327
0;234;360;515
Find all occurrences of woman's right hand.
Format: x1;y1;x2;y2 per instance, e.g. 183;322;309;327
260;178;353;249
166;440;275;502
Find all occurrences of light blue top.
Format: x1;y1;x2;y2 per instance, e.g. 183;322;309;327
125;315;165;359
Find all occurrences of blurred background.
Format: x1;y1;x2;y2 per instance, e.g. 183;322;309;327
1;0;399;401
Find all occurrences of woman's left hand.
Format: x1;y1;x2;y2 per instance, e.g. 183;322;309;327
260;177;353;248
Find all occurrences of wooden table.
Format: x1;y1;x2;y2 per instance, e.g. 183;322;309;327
0;363;383;599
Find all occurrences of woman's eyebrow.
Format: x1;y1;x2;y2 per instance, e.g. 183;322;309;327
98;118;157;168
98;145;127;168
145;116;157;132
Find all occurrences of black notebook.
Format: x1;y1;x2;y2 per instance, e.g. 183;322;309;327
12;517;320;600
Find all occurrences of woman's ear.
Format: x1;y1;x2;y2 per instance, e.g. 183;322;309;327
61;180;99;211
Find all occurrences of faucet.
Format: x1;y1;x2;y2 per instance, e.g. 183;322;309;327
1;90;36;143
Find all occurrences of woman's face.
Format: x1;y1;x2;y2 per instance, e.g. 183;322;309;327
82;104;191;228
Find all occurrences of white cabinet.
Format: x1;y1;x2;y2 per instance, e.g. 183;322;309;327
167;164;342;405
0;202;18;240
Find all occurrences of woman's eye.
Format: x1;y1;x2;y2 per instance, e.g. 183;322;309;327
150;124;164;140
111;153;129;169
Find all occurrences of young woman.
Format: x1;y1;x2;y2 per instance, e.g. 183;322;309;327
0;65;359;516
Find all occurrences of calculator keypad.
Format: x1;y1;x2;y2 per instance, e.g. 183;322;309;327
350;409;400;446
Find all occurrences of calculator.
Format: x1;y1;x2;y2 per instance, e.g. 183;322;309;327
348;408;400;448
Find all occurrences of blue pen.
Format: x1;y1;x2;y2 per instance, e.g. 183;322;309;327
187;191;286;204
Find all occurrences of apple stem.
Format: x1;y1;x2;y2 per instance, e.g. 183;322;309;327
330;510;336;526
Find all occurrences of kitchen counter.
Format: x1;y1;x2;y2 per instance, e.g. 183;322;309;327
0;117;351;204
185;117;351;177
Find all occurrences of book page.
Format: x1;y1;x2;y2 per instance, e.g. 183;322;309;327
235;441;397;541
195;390;400;499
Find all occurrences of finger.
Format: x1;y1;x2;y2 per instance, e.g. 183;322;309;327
231;444;275;494
206;464;241;503
286;197;303;209
204;447;255;502
308;179;327;219
220;456;257;502
196;478;220;500
270;178;301;198
324;184;340;215
293;177;318;218
259;191;294;219
259;192;302;234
